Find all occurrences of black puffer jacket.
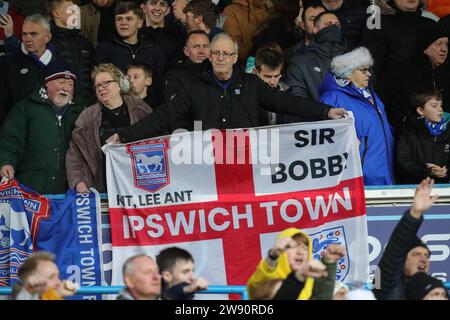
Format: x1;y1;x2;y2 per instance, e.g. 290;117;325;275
50;22;96;101
332;0;368;50
118;65;331;142
139;22;185;68
95;36;166;97
396;116;450;184
360;0;434;81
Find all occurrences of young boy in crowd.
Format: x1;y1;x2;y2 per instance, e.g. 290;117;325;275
126;62;161;107
156;247;208;300
396;89;450;184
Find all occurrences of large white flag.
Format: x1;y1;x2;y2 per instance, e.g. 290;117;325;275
103;117;369;297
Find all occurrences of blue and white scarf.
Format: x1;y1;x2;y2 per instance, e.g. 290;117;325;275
425;119;447;137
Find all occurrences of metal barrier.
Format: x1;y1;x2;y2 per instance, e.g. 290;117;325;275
0;285;249;300
1;283;448;299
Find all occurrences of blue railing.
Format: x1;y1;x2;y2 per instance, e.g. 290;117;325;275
1;283;449;299
0;285;249;300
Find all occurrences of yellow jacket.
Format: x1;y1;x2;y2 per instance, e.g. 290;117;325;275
246;228;314;300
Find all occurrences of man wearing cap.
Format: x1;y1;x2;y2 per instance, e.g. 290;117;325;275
376;19;449;134
0;60;85;194
0;13;55;124
373;177;437;300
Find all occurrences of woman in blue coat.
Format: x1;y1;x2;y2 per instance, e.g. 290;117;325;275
319;47;395;185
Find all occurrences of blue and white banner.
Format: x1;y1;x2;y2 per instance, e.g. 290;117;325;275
0;179;105;299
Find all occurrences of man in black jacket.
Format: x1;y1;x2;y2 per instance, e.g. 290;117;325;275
0;13;55;124
107;32;347;144
373;177;436;300
360;0;435;82
95;2;165;97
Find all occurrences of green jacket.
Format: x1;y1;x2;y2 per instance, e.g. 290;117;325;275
0;86;85;195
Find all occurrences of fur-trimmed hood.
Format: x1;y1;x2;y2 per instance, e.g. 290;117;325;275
374;0;425;15
331;47;374;79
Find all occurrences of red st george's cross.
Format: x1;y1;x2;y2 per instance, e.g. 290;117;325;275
109;130;366;295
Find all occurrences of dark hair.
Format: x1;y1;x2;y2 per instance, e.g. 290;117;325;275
156;247;194;273
270;0;300;30
412;89;443;109
255;43;285;71
185;29;210;45
127;62;153;77
302;0;325;21
115;2;145;21
183;0;219;30
313;10;335;28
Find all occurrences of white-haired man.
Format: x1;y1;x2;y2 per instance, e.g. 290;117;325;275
117;254;162;300
0;13;54;124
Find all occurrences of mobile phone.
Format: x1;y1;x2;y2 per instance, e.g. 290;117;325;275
0;1;9;17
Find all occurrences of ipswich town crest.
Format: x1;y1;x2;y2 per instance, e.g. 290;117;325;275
127;138;170;192
309;226;349;282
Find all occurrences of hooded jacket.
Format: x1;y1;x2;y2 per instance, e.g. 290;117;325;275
246;228;314;300
319;72;395;185
222;0;274;65
360;0;434;81
427;0;450;18
396;115;450;184
65;95;152;192
95;36;166;97
0;85;85;194
284;25;346;102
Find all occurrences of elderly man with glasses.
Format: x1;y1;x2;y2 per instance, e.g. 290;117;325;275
107;32;347;144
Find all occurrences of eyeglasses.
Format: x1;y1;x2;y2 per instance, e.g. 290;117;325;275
356;67;371;75
210;50;236;59
95;80;116;90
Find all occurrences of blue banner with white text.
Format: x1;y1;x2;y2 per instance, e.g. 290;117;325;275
0;179;104;299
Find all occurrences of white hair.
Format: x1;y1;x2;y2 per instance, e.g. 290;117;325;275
211;32;238;55
330;47;374;79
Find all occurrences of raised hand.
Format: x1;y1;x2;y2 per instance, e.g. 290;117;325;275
322;244;345;263
295;259;327;282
